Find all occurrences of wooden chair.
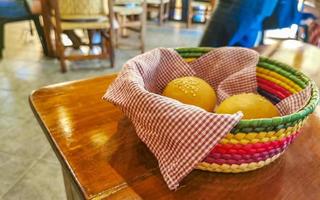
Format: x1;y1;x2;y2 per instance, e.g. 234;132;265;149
0;0;48;58
46;0;115;72
187;0;218;28
113;0;146;53
146;0;170;25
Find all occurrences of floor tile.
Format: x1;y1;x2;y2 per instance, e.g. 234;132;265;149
40;149;60;165
0;91;32;120
0;116;13;133
2;160;66;200
0;152;34;197
0;117;50;159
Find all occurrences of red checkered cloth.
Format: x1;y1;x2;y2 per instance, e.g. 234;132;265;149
276;85;312;116
104;47;259;190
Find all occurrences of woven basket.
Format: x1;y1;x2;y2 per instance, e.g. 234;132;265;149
176;47;319;173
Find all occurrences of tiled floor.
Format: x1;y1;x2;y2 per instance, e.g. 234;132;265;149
0;21;203;199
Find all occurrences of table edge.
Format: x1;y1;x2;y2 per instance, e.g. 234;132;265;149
28;95;88;199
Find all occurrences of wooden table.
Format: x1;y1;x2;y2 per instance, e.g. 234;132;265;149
30;40;320;200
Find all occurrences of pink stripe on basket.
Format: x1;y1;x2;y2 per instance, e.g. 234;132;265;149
257;77;292;98
205;132;299;164
210;132;299;156
205;150;282;165
258;81;288;100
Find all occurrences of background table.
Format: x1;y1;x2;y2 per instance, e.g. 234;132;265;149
30;40;320;200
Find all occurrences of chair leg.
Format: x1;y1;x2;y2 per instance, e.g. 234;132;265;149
120;15;128;37
115;29;119;48
187;12;192;28
58;49;67;73
88;29;95;50
187;2;192;28
100;33;107;56
0;22;4;59
29;21;34;36
33;16;49;56
140;19;146;53
159;3;164;26
64;30;81;49
108;28;115;68
147;8;151;20
114;14;119;48
101;30;115;68
107;36;115;68
106;40;114;68
141;2;147;53
164;3;170;21
54;31;67;72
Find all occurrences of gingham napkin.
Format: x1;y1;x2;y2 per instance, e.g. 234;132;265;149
276;85;312;116
104;47;260;190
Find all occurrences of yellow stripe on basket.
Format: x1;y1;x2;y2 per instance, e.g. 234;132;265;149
219;120;305;145
196;153;281;173
183;58;197;63
256;67;302;92
257;73;299;94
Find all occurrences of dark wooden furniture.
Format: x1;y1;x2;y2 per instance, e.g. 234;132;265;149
146;0;170;26
44;0;115;72
113;0;147;53
39;0;84;58
0;0;48;58
40;0;55;57
30;40;320;199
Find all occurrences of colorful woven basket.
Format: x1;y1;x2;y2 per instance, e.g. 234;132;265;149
176;47;319;173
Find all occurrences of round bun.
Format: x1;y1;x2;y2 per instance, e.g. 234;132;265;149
162;76;217;112
216;93;280;119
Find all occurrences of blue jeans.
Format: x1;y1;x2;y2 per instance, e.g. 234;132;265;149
0;0;29;19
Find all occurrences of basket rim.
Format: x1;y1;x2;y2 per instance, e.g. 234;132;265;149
175;47;320;129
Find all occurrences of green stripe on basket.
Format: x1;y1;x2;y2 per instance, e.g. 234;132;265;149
176;48;212;58
178;53;205;58
230;118;306;133
176;47;212;54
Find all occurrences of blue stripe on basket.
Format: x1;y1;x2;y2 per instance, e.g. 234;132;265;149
257;88;281;104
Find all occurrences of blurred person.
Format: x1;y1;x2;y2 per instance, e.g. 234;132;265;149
200;0;301;47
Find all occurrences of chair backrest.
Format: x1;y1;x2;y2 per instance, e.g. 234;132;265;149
58;0;107;16
47;0;116;33
47;0;115;22
114;0;144;5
